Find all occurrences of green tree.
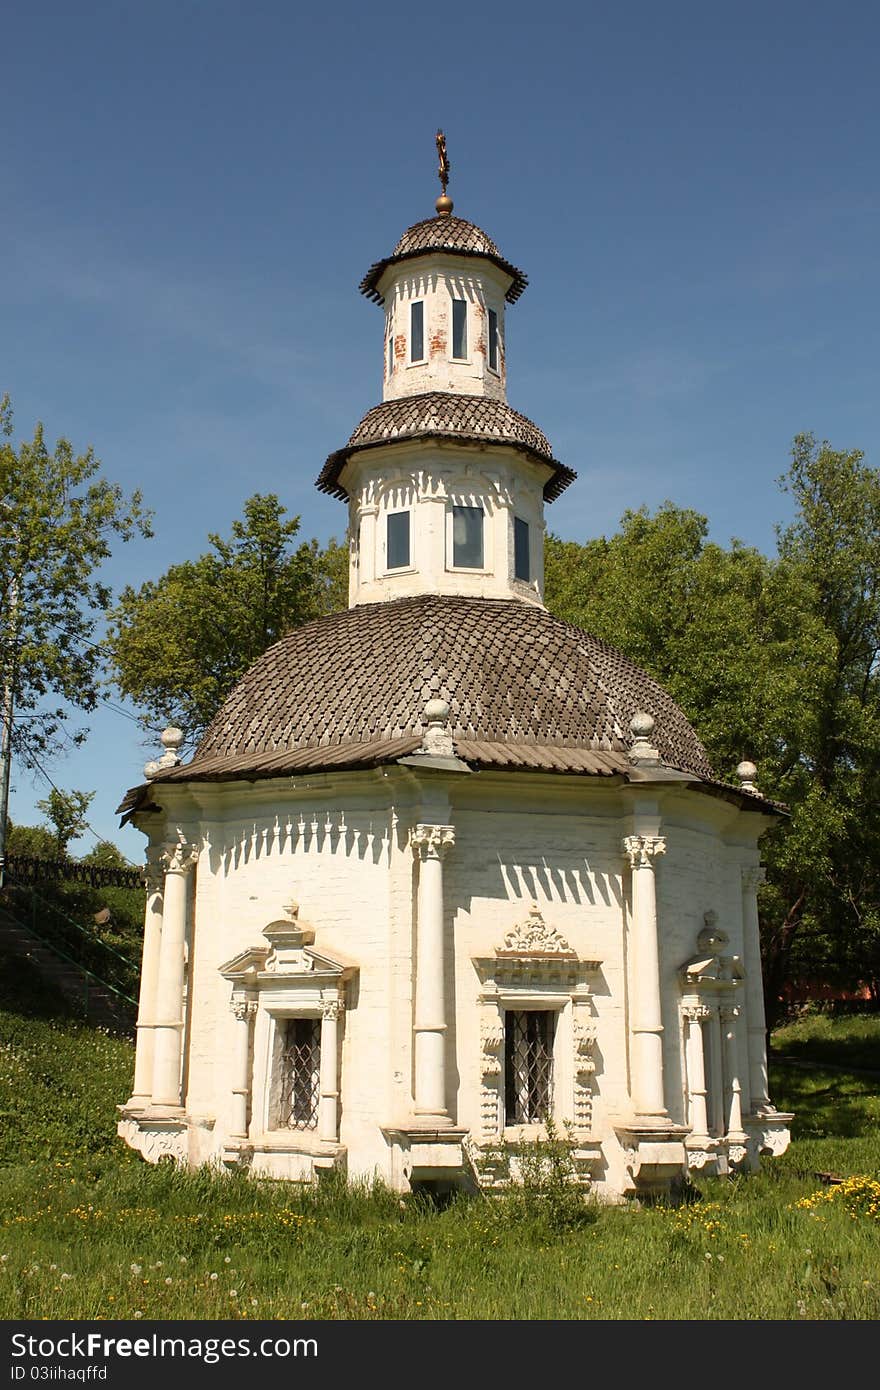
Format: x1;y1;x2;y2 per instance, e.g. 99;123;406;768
0;394;151;876
35;787;95;856
545;436;880;1018
106;494;347;747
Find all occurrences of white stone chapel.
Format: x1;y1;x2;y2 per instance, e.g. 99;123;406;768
118;143;791;1198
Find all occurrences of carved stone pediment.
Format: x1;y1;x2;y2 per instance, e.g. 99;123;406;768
473;904;601;994
219;901;357;985
497;903;576;958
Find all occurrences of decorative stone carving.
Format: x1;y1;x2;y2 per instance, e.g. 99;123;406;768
322;998;345;1021
622;834;667;870
628;711;661;765
230;998;258;1022
758;1125;792;1157
419;699;455;758
410;824;455;859
478;1010;504;1137
500;902;576;957
741;865;767;895
728;1143;748;1167
160;839;199;876
682;1003;711;1021
141;848;165;895
687;1149;714;1171
573;1011;598;1131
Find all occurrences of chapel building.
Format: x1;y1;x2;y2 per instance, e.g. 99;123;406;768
117;149;791;1198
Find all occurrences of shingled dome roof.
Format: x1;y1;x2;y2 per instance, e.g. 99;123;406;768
316;393;576;502
360;215;529;305
147;595;714;788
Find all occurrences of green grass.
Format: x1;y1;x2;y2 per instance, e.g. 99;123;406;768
1;954;879;1321
772;1009;880;1074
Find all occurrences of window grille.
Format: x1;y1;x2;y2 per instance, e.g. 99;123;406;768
279;1017;321;1130
505;1010;554;1125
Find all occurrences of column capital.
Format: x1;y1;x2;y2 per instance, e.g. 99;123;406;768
160;839;200;876
623;834;667;869
230;997;257;1022
322;998;345;1021
410;823;455;861
141;847;166;894
682;1003;712;1022
741;865;767;893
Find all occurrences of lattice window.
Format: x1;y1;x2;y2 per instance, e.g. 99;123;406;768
504;1010;554;1125
279;1017;321;1130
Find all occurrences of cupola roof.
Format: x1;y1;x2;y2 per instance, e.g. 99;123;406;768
359;214;529;305
133;595;716;788
315;392;576;501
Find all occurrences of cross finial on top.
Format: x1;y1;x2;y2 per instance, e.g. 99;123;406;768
435;130;453;216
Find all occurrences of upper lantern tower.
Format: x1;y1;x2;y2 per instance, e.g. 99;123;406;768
316;133;575;608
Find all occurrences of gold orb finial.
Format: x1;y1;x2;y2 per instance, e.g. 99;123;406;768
435;129;453;216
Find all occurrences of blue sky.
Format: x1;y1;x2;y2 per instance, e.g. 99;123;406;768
4;0;880;856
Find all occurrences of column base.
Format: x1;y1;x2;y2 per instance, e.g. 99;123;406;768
117;1110;188;1166
382;1123;470;1189
616;1122;689;1196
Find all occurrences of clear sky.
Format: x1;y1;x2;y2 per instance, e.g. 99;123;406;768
3;0;880;857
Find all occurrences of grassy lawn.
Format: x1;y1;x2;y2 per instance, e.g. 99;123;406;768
1;951;879;1321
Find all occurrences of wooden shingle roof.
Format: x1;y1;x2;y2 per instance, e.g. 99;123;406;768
315;393;576;502
145;595;714;786
359;214;528;305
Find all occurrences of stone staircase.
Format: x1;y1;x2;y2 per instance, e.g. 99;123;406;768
0;905;136;1035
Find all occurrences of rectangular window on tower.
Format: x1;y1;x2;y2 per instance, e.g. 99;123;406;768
488;307;499;371
387;332;394;378
514;516;530;582
279;1018;321;1131
451;505;484;569
451;297;468;359
504;1010;555;1126
410;301;425;362
386;510;411;570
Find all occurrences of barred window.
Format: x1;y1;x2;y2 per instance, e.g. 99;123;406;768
279;1017;321;1130
504;1010;554;1125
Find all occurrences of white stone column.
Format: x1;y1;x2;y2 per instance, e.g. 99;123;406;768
319;999;344;1143
683;1005;710;1139
722;1005;745;1139
707;1006;725;1137
128;848;165;1109
410;823;455;1121
623;834;668;1119
151;840;199;1111
229;997;256;1140
741;865;770;1113
359;503;378;588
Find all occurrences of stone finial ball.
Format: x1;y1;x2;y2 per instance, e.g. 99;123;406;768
424;698;450;724
160;726;184;751
737;760;758;783
630;710;655;739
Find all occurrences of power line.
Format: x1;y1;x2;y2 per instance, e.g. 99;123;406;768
15;737;141;868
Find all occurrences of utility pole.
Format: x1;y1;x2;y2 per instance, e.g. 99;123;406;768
0;540;18;891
